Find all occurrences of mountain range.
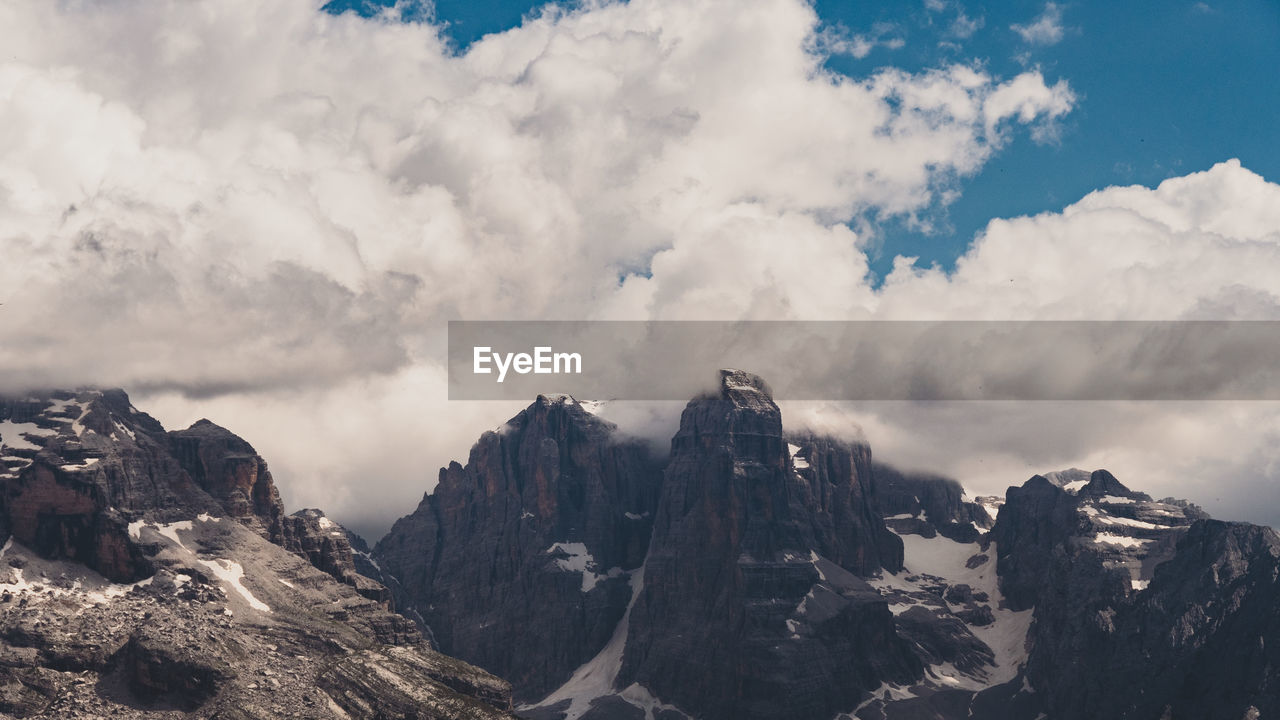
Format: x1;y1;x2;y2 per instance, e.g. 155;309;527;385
2;372;1277;719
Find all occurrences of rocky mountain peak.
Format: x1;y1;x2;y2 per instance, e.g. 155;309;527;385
985;471;1280;719
0;389;516;718
717;367;774;401
1077;468;1145;499
612;371;919;720
375;393;663;701
671;369;781;464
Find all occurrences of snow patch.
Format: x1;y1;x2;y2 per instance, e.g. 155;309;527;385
529;567;645;719
1063;479;1089;494
875;533;1033;687
788;443;809;469
60;457;100;471
155;521;194;550
1088;512;1162;530
618;682;689;719
71;404;93;438
0;420;54;451
0;541;155;606
547;542;623;592
112;420;137;442
579;400;607;416
1094;533;1152;548
198;558;271;612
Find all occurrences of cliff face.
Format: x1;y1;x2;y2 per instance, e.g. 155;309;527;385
375;372;920;720
1;389;210;582
374;394;664;701
614;371;918;720
0;389;514;719
0;390;389;601
870;462;993;543
984;470;1278;720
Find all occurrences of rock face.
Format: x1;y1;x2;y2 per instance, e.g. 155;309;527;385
168;418;287;540
0;389;515;719
983;469;1279;720
282;508;391;603
614;370;918;720
1;390;210;582
20;382;1276;719
870;463;993;542
167;418;388;603
374;394;664;701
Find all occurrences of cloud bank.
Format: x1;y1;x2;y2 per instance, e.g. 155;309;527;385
1;0;1278;536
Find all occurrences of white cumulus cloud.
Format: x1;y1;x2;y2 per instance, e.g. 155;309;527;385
1011;2;1066;46
4;0;1279;536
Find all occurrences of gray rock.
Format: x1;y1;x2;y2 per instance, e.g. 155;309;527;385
374;393;663;701
616;370;921;720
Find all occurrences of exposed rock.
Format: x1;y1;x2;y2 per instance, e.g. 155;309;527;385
282;508;389;603
871;463;993;543
168;418;286;538
0;389;515;719
120;623;239;710
374;393;664;701
982;469;1280;719
168;419;389;602
615;370;920;720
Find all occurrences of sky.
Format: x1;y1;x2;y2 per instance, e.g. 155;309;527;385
1;0;1278;540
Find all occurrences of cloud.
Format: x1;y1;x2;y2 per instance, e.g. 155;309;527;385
0;0;1076;535
813;23;905;59
5;0;1279;536
1011;3;1066;46
0;0;1071;391
923;0;984;40
854;160;1280;527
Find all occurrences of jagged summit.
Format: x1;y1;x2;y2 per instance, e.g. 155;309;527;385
717;367;774;398
12;381;1280;720
375;392;663;702
1076;468;1145;499
987;470;1279;719
0;389;515;718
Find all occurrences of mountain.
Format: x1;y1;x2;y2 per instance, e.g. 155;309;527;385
978;470;1278;719
869;462;993;543
8;380;1280;719
0;389;514;718
612;370;917;720
373;370;1280;720
374;393;664;701
376;371;1017;719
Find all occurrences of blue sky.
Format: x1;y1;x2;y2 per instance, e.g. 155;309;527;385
326;0;1280;278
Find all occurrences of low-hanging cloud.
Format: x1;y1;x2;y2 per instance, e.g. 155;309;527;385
2;0;1278;537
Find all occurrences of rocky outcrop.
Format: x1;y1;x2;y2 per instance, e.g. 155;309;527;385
787;436;905;573
167;418;388;602
615;370;919;720
0;389;516;719
1;390;212;582
870;463;993;543
374;394;664;701
982;469;1279;719
167;418;287;540
281;508;390;603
